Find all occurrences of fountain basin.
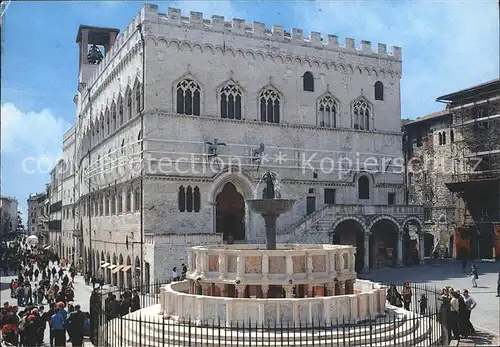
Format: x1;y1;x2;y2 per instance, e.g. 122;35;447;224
246;199;296;216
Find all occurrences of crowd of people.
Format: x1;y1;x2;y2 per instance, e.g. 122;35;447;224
0;238;87;347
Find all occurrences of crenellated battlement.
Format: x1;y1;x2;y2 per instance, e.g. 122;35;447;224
81;3;402;114
150;5;402;60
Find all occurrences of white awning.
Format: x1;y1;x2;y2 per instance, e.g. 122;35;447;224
121;265;132;272
100;262;110;268
44;246;52;250
111;265;124;274
108;264;117;270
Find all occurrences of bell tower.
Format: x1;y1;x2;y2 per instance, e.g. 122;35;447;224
75;25;120;88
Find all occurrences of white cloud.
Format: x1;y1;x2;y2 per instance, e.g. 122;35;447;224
295;1;499;119
1;103;70;161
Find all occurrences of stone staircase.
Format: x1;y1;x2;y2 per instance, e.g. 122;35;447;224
105;305;442;347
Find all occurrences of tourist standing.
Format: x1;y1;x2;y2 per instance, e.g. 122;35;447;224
439;288;452;343
402;282;412;311
449;291;460;340
470;264;478;288
418;294;427;314
462;289;477;335
172;267;179;281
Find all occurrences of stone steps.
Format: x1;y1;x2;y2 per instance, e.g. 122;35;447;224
103;306;441;346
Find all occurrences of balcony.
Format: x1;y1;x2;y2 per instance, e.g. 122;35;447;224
329;204;424;219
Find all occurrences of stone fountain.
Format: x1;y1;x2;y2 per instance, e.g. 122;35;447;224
246;171;296;250
106;172;439;346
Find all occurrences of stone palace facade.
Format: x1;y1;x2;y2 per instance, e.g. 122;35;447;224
65;4;424;287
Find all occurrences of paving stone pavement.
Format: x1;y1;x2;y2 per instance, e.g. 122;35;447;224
363;259;500;346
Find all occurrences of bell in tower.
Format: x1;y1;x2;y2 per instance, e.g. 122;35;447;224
76;25;120;86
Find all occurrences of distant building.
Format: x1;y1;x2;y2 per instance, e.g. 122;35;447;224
0;196;18;236
404;79;500;260
49;160;64;254
27;192;46;236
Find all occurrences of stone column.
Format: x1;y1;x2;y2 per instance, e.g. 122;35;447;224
236;284;246;298
397;231;404;267
306;284;313;297
339;281;346;295
236;254;244;279
286;254;293;276
218;284;227;297
306;254;313;278
345;280;354;294
362;233;370;273
261;285;269;298
326;283;335;296
262;253;269;280
419;233;426;265
218;253;226;279
284;285;293;298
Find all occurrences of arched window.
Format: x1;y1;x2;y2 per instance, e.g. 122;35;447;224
97;155;101;177
134;188;141;212
450;130;454;143
111;102;117;131
118;97;124;126
107;149;111;172
178;186;186;212
442;132;446;145
100;116;104;140
117;191;123;213
317;95;338;127
125;190;131;212
104;194;109;215
374;81;384;101
438;132;443;145
358;176;370;199
135;83;142;114
260;88;280;123
176;79;201;116
193;186;201;212
105;109;110;135
186;186;193;212
110;194;116;214
303;71;314;92
127;91;132;120
220;84;242;120
352;99;371;130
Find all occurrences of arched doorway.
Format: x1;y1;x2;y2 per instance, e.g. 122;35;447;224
134;256;141;289
144;262;151;293
402;218;423;264
118;254;124;289
215;182;245;241
106;253;111;284
424;233;435;258
369;219;399;268
112;253;117;286
332;219;365;273
126;256;132;289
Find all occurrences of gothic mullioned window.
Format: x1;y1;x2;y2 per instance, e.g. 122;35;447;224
220;84;242;120
352;99;371;130
105;109;110;135
178;185;201;212
118;98;124;126
318;95;338;128
134;188;140;212
135;84;142;114
176;79;201;116
374;81;384;101
260;88;280;123
111;103;117;131
127;92;132;120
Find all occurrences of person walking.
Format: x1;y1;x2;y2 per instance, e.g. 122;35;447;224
402;282;412;311
463;289;477;335
66;304;86;347
470;264;478;288
50;306;66;347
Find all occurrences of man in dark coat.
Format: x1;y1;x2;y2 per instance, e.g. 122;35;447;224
67;304;86;347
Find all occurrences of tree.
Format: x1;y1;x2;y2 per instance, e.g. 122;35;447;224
16;211;25;233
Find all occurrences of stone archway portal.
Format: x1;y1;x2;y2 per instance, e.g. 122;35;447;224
216;182;245;241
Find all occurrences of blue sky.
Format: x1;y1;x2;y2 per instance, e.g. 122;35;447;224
1;0;498;219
